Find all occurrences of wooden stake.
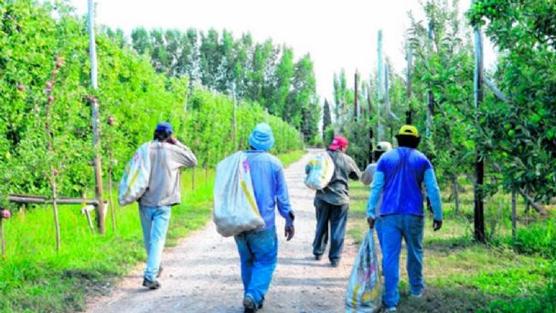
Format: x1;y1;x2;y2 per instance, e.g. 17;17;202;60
354;71;359;121
43;56;63;252
426;21;434;139
452;177;460;215
377;30;385;141
473;0;486;243
88;0;106;234
108;148;116;232
511;190;517;240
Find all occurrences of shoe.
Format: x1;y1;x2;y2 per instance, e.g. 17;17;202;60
410;290;424;298
385;307;397;312
157;265;163;278
314;254;322;261
330;260;340;267
142;278;161;290
243;294;258;313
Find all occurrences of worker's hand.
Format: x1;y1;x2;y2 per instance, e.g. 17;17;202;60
285;225;295;241
167;136;177;145
367;217;375;229
433;220;443;231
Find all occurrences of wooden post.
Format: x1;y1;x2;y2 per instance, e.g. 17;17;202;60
354;71;359;121
44;56;63;252
384;63;392;140
452;176;460;215
406;42;413;124
473;0;486;243
426;21;434;139
377;30;385;141
88;0;106;234
108;148;116;232
232;82;238;151
81;205;96;233
511;190;517;240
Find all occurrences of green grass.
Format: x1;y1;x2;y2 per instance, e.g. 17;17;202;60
347;180;555;313
0;150;305;313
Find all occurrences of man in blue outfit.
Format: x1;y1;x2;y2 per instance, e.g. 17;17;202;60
366;125;443;312
235;123;295;313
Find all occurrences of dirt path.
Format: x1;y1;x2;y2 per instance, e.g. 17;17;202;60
86;151;357;313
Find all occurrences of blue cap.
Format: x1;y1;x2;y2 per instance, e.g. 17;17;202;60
249;123;275;151
155;122;173;135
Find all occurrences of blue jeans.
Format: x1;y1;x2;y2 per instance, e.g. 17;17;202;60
139;205;171;281
375;214;424;308
234;227;278;306
312;198;348;262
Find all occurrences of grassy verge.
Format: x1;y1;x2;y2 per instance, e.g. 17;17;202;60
347;181;555;313
0;150;305;312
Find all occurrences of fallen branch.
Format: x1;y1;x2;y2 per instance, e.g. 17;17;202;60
519;188;548;216
8;195;99;205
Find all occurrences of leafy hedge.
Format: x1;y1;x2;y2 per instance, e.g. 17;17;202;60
0;0;303;206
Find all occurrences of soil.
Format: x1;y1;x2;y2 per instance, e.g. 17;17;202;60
86;151;358;313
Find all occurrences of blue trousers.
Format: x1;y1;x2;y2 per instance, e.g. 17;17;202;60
234;227;278;306
312;198;349;262
376;214;425;308
139;205;171;281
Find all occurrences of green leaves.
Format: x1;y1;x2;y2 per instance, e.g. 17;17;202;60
0;0;303;206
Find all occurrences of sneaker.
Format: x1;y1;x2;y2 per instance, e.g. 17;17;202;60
142;278;161;290
330;260;340;267
157;266;163;278
410;291;424;298
243;294;258;313
314;254;322;261
385;307;397;312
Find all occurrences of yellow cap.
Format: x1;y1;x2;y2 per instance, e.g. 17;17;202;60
398;125;419;138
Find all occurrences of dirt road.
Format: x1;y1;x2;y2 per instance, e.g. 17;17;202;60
86;151;357;313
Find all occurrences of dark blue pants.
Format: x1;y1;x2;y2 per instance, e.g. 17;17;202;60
312;198;349;262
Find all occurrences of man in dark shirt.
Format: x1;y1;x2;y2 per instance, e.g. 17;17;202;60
311;135;361;267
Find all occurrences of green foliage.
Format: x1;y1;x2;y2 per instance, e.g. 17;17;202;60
129;27;321;142
407;0;476;187
0;0;302;207
509;219;556;259
342;119;372;168
322;98;332;139
348;180;555;313
469;0;556;201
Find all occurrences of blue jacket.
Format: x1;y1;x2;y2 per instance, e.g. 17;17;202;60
366;147;442;221
245;151;294;230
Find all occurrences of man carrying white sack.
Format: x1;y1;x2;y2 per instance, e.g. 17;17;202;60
234;123;295;313
139;122;197;290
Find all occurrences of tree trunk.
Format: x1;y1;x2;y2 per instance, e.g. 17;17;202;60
473;0;486;243
511;190;517;240
452;177;460;215
108;148;117;232
519;189;547;216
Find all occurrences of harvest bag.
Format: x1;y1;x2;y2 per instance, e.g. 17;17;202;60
305;152;335;190
345;230;382;313
118;142;151;206
213;152;264;237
